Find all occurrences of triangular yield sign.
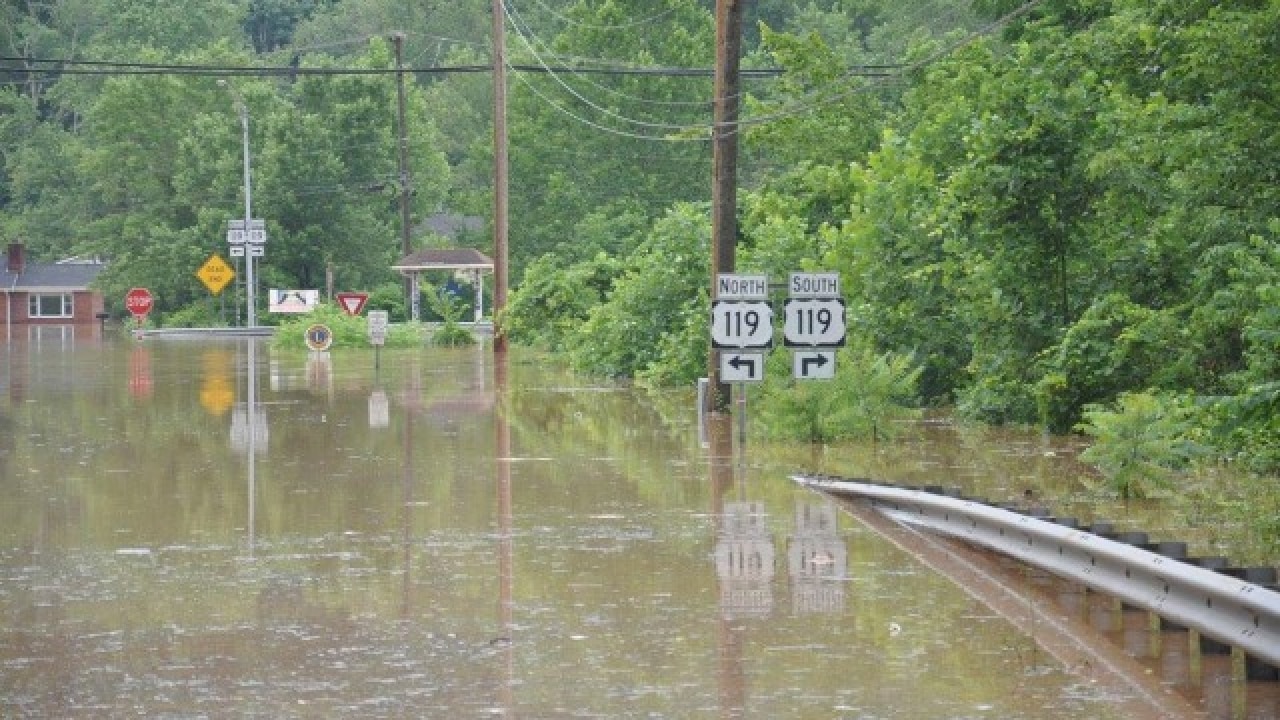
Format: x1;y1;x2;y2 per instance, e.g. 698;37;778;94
336;292;369;316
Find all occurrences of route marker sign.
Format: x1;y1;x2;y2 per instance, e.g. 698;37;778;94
783;297;846;347
720;352;765;383
125;287;154;318
711;300;774;349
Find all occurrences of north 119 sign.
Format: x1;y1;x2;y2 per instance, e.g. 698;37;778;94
783;298;846;347
710;300;774;349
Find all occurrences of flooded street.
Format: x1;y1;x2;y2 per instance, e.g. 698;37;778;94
1;332;1273;717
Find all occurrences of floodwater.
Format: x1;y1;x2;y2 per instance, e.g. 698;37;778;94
1;329;1275;718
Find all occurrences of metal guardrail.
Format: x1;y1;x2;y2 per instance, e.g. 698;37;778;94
793;474;1280;668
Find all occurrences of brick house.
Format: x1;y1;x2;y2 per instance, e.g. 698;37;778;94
1;243;107;332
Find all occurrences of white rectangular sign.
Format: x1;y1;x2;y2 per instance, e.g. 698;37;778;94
793;350;837;380
367;310;389;346
720;352;765;383
790;272;841;298
269;289;319;314
716;274;769;301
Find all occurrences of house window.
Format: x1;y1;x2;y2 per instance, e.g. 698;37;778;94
28;293;74;318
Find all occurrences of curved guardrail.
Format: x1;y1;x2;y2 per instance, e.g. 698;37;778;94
793;474;1280;668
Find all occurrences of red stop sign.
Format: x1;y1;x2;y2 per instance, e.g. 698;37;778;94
125;287;154;318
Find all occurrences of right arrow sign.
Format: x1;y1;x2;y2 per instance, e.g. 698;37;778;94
793;350;837;380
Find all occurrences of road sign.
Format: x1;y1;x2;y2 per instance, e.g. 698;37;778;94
720;352;765;383
336;292;369;316
793;350;837;380
711;300;774;349
783;298;846;347
716;273;769;300
367;310;389;346
125;287;154;318
229;245;245;257
196;254;235;295
789;272;841;298
304;323;333;352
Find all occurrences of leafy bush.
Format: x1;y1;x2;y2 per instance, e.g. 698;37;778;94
271;303;425;350
1076;392;1207;500
757;340;921;443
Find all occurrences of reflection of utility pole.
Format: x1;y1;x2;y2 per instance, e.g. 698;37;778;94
707;0;744;412
393;33;414;313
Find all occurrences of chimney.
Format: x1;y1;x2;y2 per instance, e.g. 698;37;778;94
7;243;24;275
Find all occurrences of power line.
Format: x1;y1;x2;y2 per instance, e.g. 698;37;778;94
0;55;791;79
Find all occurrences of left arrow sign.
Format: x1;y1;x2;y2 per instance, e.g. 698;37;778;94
720;352;765;383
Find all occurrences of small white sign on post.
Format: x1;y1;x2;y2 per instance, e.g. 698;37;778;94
367;310;389;346
720;352;765;383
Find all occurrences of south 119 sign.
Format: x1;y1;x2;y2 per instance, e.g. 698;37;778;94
782;298;846;347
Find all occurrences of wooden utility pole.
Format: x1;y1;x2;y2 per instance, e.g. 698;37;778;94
708;0;744;413
491;0;510;353
393;33;414;315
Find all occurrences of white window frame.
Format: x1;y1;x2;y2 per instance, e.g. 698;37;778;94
28;292;74;319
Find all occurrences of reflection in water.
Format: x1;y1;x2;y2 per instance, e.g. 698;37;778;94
1;337;1275;718
788;502;847;614
714;502;775;619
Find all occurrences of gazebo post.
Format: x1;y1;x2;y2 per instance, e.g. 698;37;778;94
410;272;420;322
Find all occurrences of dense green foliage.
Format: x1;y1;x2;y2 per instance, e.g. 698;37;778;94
3;0;1278;475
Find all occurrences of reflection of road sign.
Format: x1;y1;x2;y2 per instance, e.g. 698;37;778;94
369;390;389;428
367;310;389;346
783;298;847;347
125;287;154;318
196;254;235;295
720;352;765;383
304;323;333;352
711;301;774;349
793;350;837;380
336;292;369;316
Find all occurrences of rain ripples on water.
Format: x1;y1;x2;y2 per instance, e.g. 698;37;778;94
3;335;1272;717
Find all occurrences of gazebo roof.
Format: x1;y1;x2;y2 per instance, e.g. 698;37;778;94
392;248;494;273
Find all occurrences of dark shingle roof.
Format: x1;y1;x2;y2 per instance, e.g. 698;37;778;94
1;260;105;291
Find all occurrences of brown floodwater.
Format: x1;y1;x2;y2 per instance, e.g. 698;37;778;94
1;330;1275;718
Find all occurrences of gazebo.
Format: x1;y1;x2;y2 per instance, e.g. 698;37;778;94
391;248;494;323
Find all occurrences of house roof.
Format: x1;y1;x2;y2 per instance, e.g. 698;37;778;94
392;248;494;273
2;259;106;292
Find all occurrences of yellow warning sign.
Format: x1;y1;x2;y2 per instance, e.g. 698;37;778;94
197;253;235;295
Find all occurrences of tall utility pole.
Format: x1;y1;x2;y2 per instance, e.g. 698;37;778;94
708;0;744;413
392;33;414;317
491;0;510;353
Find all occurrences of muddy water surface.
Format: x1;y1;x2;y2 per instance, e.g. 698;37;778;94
0;332;1269;717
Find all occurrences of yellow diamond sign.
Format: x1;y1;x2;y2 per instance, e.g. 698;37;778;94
197;253;235;295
